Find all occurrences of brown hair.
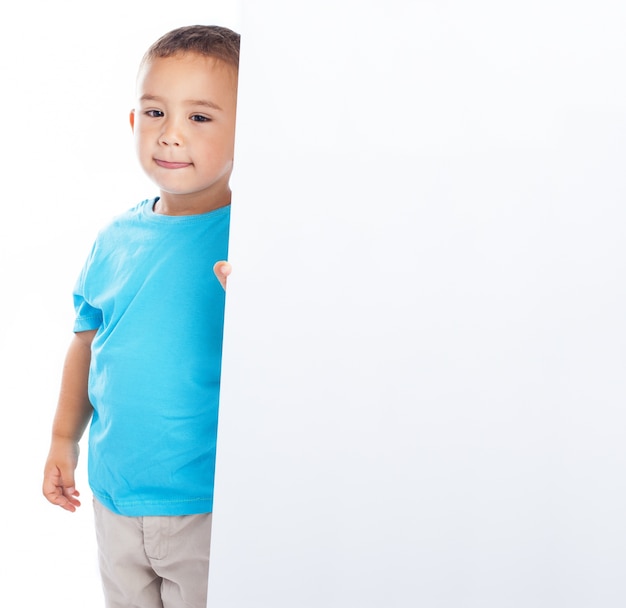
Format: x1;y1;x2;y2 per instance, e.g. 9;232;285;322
140;25;240;71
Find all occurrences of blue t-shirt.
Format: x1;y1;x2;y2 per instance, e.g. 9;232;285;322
73;198;229;516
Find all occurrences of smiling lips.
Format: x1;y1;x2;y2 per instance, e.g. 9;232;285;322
154;159;192;169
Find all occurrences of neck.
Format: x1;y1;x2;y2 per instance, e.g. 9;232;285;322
154;188;231;216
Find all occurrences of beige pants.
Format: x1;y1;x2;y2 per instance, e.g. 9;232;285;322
93;499;213;608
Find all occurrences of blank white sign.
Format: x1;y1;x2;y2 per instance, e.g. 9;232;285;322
210;1;626;607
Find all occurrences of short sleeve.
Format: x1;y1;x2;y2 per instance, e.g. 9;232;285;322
73;293;102;332
72;245;103;333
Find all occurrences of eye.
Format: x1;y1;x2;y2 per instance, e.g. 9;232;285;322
145;110;164;118
190;114;211;123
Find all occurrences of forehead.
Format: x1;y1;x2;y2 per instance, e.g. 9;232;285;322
136;53;238;103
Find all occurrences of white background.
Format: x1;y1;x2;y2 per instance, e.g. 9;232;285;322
2;1;626;607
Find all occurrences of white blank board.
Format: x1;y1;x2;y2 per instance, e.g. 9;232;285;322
210;2;626;606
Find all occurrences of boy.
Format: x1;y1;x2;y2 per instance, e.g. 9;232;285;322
42;25;238;608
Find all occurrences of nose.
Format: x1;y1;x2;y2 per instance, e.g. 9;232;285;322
159;118;183;146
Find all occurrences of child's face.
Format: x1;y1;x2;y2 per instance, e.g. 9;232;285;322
131;53;238;210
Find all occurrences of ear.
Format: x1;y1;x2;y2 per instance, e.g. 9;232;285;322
129;110;136;132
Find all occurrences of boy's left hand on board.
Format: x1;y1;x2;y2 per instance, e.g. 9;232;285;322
213;261;232;290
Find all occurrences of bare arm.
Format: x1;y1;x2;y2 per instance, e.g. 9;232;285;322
42;329;97;512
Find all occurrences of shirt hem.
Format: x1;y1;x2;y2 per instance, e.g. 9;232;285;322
92;491;213;517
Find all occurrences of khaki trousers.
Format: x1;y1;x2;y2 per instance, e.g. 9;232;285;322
93;499;213;608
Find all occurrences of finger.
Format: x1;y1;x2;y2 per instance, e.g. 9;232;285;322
43;484;80;511
58;466;76;496
43;466;81;511
213;261;232;290
63;490;82;510
59;468;81;509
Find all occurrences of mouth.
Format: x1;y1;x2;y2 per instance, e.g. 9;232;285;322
154;159;192;169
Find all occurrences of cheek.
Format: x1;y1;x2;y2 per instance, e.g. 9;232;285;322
214;131;235;160
134;129;151;155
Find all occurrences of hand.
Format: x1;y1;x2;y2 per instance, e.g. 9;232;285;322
213;261;232;291
43;440;81;512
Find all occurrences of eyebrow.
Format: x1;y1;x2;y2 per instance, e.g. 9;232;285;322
139;94;223;111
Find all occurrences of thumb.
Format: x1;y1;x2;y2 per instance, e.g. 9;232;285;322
56;464;78;497
46;464;76;497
